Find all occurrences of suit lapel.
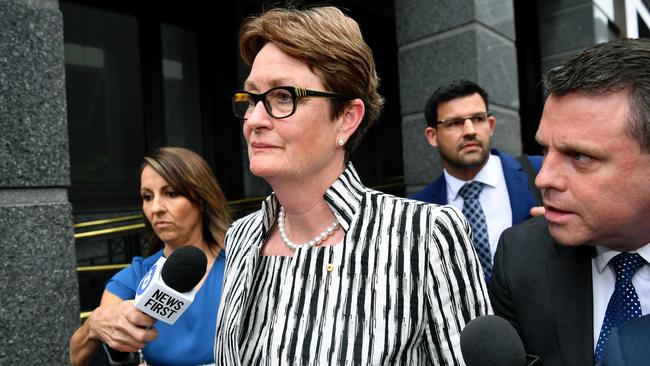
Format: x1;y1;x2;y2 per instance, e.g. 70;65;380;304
429;175;448;204
547;245;595;366
219;217;265;365
498;151;534;225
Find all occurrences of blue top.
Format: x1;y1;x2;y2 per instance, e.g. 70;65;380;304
106;248;225;366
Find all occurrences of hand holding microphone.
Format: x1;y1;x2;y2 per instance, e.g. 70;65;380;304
100;246;207;365
90;299;158;353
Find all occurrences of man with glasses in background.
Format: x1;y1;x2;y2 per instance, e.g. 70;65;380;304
410;79;542;282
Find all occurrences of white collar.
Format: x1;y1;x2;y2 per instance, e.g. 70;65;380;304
594;242;650;273
444;154;501;200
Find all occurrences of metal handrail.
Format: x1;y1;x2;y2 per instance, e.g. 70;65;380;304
77;264;130;272
74;223;146;240
73;214;144;229
228;195;267;206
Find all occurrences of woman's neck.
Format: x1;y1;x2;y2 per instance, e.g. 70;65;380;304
264;160;347;250
268;158;346;204
273;190;339;246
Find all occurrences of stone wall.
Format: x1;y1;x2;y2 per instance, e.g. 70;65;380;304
396;0;521;195
0;0;78;364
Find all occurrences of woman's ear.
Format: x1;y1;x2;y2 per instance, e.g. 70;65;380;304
337;99;365;142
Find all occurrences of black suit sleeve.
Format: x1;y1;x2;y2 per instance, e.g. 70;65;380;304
489;228;521;333
487;217;596;366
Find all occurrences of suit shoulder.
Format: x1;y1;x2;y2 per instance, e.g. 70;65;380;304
367;189;462;222
373;188;447;209
225;210;263;253
499;216;553;255
228;209;262;232
408;175;445;203
503;216;548;236
617;315;650;341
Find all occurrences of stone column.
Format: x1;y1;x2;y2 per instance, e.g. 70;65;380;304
538;0;619;74
395;0;521;194
0;0;78;364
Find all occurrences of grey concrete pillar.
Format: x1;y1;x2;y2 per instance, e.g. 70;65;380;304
538;0;619;74
396;0;521;195
0;0;78;364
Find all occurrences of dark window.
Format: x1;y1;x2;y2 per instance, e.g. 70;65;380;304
62;2;146;212
61;2;217;214
62;0;401;215
161;23;203;152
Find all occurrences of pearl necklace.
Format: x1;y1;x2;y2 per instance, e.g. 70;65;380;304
278;206;339;251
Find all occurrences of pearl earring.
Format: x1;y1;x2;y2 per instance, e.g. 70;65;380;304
337;139;345;146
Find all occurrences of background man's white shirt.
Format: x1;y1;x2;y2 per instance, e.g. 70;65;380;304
444;154;512;258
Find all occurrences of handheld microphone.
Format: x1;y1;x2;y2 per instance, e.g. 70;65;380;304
460;315;543;366
102;246;207;365
134;245;207;324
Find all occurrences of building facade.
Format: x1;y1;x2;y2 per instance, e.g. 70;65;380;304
1;0;648;363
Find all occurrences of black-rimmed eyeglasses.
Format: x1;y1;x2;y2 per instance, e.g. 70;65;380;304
232;86;350;120
430;111;492;131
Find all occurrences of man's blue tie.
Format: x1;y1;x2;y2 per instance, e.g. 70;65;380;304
458;181;491;282
594;252;646;363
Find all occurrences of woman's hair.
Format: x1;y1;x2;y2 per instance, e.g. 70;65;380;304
239;5;385;159
140;147;232;254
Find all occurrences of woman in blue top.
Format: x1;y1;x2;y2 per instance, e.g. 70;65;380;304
70;147;232;366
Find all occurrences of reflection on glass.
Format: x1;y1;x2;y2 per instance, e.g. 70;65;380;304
161;24;203;152
62;2;145;191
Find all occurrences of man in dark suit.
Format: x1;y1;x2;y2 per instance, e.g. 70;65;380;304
410;80;542;280
490;38;650;366
599;315;650;366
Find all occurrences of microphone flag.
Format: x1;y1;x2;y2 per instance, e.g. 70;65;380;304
133;256;197;324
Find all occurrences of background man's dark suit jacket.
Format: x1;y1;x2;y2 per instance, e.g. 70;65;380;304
409;149;542;226
599;314;650;366
490;216;596;366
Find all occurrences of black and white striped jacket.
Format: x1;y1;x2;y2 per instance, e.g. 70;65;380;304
214;164;491;365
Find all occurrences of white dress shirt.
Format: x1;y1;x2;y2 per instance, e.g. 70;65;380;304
444;154;512;258
591;243;650;349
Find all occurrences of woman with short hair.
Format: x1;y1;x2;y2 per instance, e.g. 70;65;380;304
215;6;490;365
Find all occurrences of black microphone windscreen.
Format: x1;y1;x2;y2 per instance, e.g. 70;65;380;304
461;315;526;366
161;246;207;293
